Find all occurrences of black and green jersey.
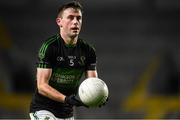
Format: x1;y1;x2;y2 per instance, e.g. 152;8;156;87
30;34;97;118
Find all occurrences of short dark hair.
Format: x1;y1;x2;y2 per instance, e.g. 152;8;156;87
57;1;83;17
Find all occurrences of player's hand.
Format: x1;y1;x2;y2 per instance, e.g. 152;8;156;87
99;97;109;107
65;94;88;107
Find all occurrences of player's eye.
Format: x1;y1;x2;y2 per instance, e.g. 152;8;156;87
77;16;82;21
67;15;74;20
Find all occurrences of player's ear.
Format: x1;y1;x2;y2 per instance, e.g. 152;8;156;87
56;17;62;27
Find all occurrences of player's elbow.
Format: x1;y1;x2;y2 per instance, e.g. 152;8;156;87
37;84;47;96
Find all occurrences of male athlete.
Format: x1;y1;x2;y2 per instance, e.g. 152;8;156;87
29;1;105;120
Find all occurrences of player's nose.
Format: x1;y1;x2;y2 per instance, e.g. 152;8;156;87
72;18;78;25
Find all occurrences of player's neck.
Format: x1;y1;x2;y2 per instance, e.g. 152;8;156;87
60;33;78;45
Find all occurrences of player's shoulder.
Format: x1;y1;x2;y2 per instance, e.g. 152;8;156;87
43;34;59;45
79;38;96;51
38;34;59;53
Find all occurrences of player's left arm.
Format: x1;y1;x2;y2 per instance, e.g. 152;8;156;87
85;44;98;78
86;70;98;78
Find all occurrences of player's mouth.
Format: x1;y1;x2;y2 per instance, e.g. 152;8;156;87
71;27;79;31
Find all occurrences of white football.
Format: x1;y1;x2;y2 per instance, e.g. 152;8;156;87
78;77;109;107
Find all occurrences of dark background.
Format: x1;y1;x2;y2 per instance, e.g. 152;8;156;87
1;0;180;119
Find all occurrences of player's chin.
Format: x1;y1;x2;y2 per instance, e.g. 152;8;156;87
71;32;79;37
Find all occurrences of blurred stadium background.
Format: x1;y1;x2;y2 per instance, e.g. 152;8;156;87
1;0;180;119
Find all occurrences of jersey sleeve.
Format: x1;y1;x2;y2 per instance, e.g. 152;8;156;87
36;43;53;68
85;46;97;70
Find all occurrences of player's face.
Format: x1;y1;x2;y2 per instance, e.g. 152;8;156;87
57;8;82;38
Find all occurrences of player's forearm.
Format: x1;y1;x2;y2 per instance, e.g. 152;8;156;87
38;83;66;103
86;70;98;78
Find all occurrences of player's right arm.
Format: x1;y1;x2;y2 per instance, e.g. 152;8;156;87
36;68;66;103
36;39;66;103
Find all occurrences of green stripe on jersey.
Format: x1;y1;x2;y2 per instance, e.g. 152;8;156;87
38;37;56;59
